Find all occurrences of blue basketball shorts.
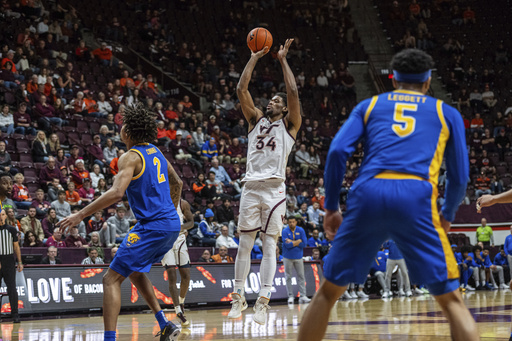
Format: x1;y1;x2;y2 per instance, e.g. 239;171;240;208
323;175;459;296
110;219;180;278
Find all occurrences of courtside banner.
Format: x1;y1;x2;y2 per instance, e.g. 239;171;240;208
0;262;322;314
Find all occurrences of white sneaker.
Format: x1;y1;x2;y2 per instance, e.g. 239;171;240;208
357;291;369;298
253;297;270;325
414;288;424;295
349;291;358;299
299;296;311;303
493;284;499;290
421;288;430;294
227;293;247;319
342;291;352;299
287;297;294;304
465;285;475;291
381;291;391;298
398;289;405;296
500;284;509;290
405;290;413;297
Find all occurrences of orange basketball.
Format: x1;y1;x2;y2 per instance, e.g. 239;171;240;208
247;27;273;53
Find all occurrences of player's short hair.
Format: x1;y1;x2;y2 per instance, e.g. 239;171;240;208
483;246;490;252
275;92;288;114
390;49;434;76
122;103;157;144
287;215;297;221
0;171;12;181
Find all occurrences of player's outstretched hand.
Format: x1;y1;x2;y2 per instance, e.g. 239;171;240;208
324;209;342;241
476;194;494;213
57;212;83;231
251;46;269;59
277;39;294;61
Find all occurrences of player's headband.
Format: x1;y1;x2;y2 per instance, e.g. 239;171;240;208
393;70;431;83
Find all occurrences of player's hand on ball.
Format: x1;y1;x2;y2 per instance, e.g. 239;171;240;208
251;46;269;59
277;39;294;61
476;194;494;213
324;209;342;240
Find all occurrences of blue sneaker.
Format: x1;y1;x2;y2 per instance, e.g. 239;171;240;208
484;283;495;290
156;322;180;341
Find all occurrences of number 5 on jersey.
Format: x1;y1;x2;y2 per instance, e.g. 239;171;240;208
153;157;166;183
392;103;417;138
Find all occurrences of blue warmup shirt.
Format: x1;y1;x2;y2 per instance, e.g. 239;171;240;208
480;252;493;268
308;237;326;247
494;253;508;266
383;240;403;260
466;253;479;267
372;250;388;272
454;252;463;264
127;143;179;228
505;235;512;255
282;225;307;260
324;90;469;222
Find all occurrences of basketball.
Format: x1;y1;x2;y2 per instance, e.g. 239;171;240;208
247;27;273;53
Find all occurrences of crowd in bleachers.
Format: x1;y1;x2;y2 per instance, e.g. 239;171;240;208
0;0;366;264
375;0;512;204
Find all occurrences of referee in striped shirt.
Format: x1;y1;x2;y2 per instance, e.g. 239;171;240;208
0;173;23;323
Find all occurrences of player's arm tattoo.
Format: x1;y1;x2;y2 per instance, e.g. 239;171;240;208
167;160;183;209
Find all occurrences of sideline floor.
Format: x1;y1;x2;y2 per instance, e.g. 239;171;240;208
1;290;510;340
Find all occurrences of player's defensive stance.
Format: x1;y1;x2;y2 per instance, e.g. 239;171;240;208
298;49;479;341
228;39;302;325
161;198;194;327
59;103;183;341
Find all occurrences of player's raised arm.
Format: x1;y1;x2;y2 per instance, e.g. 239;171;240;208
180;199;195;231
167;159;183;209
278;39;301;139
58;152;138;229
236;47;268;130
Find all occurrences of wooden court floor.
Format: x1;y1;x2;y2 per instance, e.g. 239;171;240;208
1;290;511;340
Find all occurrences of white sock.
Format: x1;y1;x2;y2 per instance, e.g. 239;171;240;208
175;306;182;315
259;233;278;300
179;296;185;305
234;231;257;297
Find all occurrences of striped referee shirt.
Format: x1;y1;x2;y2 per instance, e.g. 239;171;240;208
0;224;18;255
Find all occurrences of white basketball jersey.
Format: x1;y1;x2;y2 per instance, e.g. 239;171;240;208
177;202;186;236
244;117;295;182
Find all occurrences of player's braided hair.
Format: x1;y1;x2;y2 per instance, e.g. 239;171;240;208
390;49;434;74
122;103;157;144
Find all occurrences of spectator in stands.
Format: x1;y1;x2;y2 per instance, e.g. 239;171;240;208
97;92;112;116
12;173;32;209
170;130;192;160
470;90;483;112
227;138;246;164
39;156;64;189
201;137;218;162
307;202;325;229
475;170;491;198
31;188;50;219
42;208;59;238
193;173;215;200
40;246;62;264
88;135;107;168
456;88;470;112
45;227;66;248
95;178;108;195
51;190;71;221
22;230;43;247
216;199;236;234
72;159;90;189
228;161;243;181
104;205;130;246
297;191;310;208
14;103;35;135
78;178;95;205
311;188;325;210
21;207;44;241
193;126;206;149
109;149;124;176
103;138;118;166
470;113;484;133
197;249;213;262
206;171;224;200
65;182;81;207
216;225;238;249
32;130;49;163
92;42;113;66
482;84;497;109
6;208;21;233
476;218;494;247
295;143;310;178
87;211;105;239
35;95;65;131
282;216;310;304
90;164;105;190
198;208;218;246
81;247;104;265
0;142;16;176
490;175;503;194
66;145;82;171
232;119;247;144
307;229;325;247
210;159;232;186
65;226;86;248
495;128;510;161
46;133;60;156
0;104;14;135
212;246;234;263
286;186;298;211
463;6;476;24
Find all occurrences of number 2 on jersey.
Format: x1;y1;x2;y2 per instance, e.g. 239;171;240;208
256;136;277;151
392;103;417;138
153;157;166;183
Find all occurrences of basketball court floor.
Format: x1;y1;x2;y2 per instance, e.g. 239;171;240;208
1;291;510;340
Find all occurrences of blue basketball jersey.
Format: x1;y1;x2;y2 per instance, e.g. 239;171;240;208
125;143;179;227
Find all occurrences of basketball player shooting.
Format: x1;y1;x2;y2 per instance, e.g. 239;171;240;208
228;38;301;325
